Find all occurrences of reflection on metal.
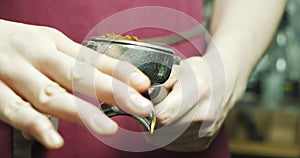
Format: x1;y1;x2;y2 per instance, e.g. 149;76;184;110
83;37;180;133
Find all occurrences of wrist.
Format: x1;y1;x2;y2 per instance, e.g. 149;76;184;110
203;31;259;114
209;30;262;94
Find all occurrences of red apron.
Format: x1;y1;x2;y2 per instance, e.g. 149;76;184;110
0;0;230;157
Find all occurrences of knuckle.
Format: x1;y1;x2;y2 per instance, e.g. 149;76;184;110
37;83;66;109
65;66;74;83
8;30;26;42
80;49;101;66
99;84;114;103
9;29;39;45
38;26;65;41
39;26;60;36
8;31;34;49
2;100;31;122
72;61;91;81
0;55;16;77
156;110;176;126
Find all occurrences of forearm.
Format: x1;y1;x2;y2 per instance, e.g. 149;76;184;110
207;0;286;104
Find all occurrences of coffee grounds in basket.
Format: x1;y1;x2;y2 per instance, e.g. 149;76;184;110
101;33;142;42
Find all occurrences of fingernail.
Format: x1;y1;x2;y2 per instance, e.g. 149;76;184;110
45;130;64;148
130;71;149;85
91;114;118;135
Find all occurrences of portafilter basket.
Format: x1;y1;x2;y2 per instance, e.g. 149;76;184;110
82;37;181;133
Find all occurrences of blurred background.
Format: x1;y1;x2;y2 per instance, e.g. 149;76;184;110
205;0;300;158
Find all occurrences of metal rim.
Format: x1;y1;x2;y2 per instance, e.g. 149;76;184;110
90;37;175;54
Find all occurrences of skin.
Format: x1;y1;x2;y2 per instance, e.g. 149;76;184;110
154;0;286;151
0;20;152;149
0;0;286;152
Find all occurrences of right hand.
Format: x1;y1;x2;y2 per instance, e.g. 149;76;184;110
0;19;152;149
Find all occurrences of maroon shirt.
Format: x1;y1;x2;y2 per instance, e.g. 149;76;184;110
0;0;230;157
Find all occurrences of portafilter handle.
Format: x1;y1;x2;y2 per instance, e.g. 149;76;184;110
99;86;169;134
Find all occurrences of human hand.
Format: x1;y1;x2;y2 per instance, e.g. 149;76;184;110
148;0;285;152
152;56;244;152
0;20;153;149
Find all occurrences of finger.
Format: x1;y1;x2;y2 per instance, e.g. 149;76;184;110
0;56;80;123
0;57;119;134
155;62;209;125
0;60;118;135
155;83;202;126
0;81;63;149
76;47;151;92
75;96;119;136
72;60;153;117
33;49;153;116
39;26;151;92
162;71;178;89
155;83;185;125
8;31;152;116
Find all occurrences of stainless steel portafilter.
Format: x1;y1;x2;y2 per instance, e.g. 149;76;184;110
82;37;180;133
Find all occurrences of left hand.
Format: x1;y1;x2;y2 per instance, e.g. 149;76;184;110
152;56;243;152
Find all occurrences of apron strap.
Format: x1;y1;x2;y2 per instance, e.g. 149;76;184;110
143;24;206;45
13;117;59;158
13;129;33;158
